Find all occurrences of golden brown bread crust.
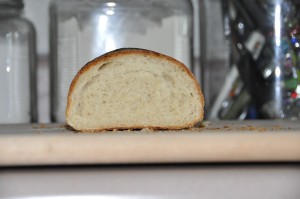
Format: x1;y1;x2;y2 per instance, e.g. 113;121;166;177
66;48;204;132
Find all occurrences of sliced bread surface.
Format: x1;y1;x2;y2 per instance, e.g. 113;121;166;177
66;48;204;131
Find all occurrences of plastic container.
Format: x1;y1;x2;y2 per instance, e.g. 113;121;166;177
49;0;194;122
0;0;37;123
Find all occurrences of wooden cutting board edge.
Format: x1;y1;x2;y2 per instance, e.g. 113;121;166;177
1;129;300;166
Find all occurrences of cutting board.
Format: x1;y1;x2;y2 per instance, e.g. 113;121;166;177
0;120;300;166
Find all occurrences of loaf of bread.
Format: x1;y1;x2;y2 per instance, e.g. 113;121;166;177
66;48;204;131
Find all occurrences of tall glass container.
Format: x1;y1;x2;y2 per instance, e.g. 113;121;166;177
0;0;37;123
50;0;194;122
209;0;300;120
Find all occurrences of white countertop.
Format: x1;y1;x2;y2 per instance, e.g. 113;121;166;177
1;164;300;199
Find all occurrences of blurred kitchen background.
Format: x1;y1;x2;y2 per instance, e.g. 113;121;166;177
2;0;300;123
21;0;228;123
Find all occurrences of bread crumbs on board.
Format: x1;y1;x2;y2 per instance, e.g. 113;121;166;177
188;124;291;133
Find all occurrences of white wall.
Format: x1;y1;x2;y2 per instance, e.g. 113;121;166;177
24;0;50;55
24;0;51;123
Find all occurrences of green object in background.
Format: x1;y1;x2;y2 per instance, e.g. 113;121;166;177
284;78;298;90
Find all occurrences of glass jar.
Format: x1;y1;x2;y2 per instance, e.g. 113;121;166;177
49;0;194;122
0;0;37;123
209;0;300;120
199;0;231;119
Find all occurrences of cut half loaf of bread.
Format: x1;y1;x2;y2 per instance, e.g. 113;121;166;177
66;48;204;131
